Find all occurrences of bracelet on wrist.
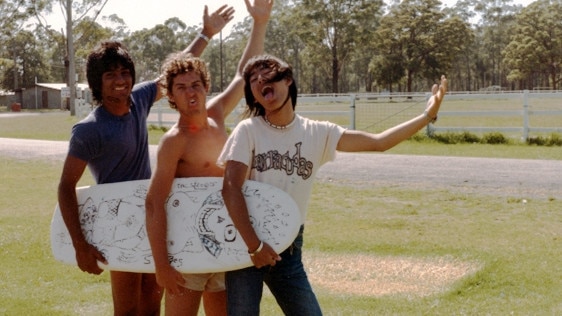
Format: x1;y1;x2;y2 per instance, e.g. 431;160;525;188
423;110;437;124
198;32;210;43
248;241;264;257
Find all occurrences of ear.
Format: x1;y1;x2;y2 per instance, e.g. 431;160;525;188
167;92;175;103
285;77;293;87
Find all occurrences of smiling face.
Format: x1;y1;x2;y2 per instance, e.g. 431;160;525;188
86;41;136;106
100;64;133;109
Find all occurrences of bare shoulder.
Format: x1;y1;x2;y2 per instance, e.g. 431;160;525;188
156;127;190;156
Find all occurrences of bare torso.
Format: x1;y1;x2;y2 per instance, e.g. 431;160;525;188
172;118;228;178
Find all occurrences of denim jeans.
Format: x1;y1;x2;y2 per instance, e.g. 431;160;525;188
226;226;322;316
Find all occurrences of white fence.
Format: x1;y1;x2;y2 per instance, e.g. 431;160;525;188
148;90;562;139
434;90;562;140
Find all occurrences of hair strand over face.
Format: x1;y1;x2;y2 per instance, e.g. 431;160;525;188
242;54;297;118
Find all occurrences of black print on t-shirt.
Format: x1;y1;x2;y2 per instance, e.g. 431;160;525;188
252;142;313;180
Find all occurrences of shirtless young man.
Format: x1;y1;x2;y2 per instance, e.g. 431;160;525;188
145;1;273;315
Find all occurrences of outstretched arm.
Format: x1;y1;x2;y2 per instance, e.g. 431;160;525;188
207;0;273;120
337;75;448;152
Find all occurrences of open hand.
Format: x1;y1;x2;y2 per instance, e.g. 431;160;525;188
203;5;235;37
425;75;447;119
245;0;274;24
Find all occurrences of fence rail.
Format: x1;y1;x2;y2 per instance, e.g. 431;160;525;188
148;90;562;139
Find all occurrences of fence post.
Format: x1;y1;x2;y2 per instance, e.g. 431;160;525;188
425;92;432;137
522;90;529;141
350;94;356;130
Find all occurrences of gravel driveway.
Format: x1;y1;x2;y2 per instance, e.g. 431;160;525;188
1;137;560;199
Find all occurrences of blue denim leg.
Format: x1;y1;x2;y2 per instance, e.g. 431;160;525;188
226;226;322;316
264;227;322;316
226;265;265;316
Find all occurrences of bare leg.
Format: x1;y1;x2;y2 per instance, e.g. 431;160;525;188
165;287;203;316
110;271;141;315
140;273;164;315
110;271;163;316
203;290;227;316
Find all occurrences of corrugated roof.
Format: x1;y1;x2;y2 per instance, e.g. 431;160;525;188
36;83;90;90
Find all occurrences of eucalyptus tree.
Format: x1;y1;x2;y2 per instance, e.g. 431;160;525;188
1;30;51;90
442;0;477;91
372;0;465;92
72;18;113;82
123;18;188;83
503;0;562;89
294;0;384;93
0;0;49;91
472;0;520;89
263;0;305;81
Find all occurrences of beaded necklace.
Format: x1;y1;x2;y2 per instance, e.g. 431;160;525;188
263;114;296;130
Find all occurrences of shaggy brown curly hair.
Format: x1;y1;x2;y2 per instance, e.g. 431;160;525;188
160;52;211;109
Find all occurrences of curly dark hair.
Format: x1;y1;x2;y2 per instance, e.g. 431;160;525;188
242;55;297;118
86;41;136;105
160;52;210;109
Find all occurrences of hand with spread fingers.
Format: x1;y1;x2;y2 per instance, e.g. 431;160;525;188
202;5;235;39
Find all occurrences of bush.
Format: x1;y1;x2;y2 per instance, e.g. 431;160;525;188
527;133;562;146
432;131;481;144
481;132;510;145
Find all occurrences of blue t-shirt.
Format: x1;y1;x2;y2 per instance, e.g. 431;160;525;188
68;81;157;184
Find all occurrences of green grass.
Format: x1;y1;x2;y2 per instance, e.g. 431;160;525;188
1;158;561;314
1;108;561;314
0;111;167;145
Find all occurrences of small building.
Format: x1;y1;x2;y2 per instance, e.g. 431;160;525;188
18;83;90;110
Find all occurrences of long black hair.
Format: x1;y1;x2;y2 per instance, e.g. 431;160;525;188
242;55;297;118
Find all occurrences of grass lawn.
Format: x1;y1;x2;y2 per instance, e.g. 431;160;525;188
1;110;561;314
1;157;561;315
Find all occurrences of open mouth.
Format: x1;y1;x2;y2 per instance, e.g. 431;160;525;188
261;86;274;100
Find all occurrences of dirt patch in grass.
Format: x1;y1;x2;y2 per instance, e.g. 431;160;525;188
304;251;482;298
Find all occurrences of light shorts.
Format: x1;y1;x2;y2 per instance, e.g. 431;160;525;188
180;272;225;292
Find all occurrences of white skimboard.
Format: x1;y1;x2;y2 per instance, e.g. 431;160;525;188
50;177;300;273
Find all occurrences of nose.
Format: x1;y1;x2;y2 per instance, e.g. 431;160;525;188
257;73;267;84
185;85;197;94
114;72;127;83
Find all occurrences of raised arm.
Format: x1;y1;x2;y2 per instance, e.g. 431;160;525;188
207;0;273;119
153;4;235;100
182;5;235;57
337;75;448;152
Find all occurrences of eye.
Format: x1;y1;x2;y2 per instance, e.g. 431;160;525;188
224;224;236;242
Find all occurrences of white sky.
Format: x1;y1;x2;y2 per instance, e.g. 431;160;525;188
46;0;249;36
45;0;535;37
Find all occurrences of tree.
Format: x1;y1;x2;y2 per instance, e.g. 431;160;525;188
1;30;51;90
503;0;562;89
0;0;50;91
124;19;187;82
295;0;384;93
472;0;520;89
372;0;469;92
